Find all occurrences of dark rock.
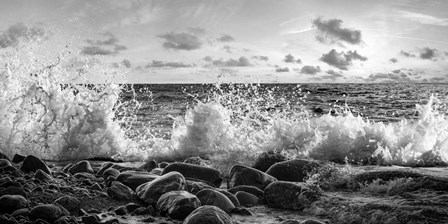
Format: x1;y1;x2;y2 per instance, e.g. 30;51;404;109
0;186;27;197
107;181;135;201
125;203;141;213
156;190;200;220
12;154;25;164
96;162;113;176
11;208;29;217
139;160;158;172
91;183;102;191
73;172;96;180
196;189;235;213
0;152;9;161
228;185;264;199
68;160;93;175
114;206;127;215
0;215;17;224
132;206;156;216
264;181;322;210
29;204;64;223
301;219;325;224
136;171;185;205
54;195;81;215
229;165;277;190
20;155;51;174
253;151;287;172
185;180;214;195
162;162;222;187
184;205;234;224
266;159;321;182
116;171;158;191
231;207;252;216
82;215;100;224
159;162;169;168
235;191;259;206
281;220;301;224
0;159;11;168
0;195;29;214
34;169;53;182
149;168;163;175
216;189;240;208
102;168;120;179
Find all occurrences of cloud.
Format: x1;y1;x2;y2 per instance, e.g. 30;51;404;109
86;32;118;45
400;50;416;57
157;32;202;51
312;18;362;45
284;54;302;63
81;46;116;55
223;45;233;53
300;65;321;75
365;72;412;82
390;58;398;63
275;67;290;72
211;56;252;67
146;60;194;68
203;56;213;62
122;59;131;68
0;23;47;48
82;32;127;56
419;47;438;60
252;56;269;61
398;10;448;26
217;34;235;42
319;49;367;70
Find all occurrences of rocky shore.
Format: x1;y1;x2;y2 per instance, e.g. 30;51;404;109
1;151;448;224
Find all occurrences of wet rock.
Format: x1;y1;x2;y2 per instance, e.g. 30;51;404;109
216;189;240;208
159;162;169;168
196;189;235;213
162;162;222;187
301;219;325;224
82;215;100;224
132;206;156;216
0;159;11;168
280;220;301;224
0;195;29;214
235;191;259;206
156;190;200;220
74;172;96;180
68;160;93;175
136;171;185;205
0;152;9;161
184;205;234;224
229;165;277;190
20;155;51;174
54;195;81;215
149;168;164;175
185;180;214;195
139;160;158;172
0;186;27;197
264;181;322;210
102;168;120;179
107;181;135;201
253;151;287;172
266;159;321;182
125;203;141;213
228;185;264;199
11;208;29;217
12;154;25;164
96;162;114;176
116;171;159;191
34;169;53;182
29;204;64;223
0;215;17;224
114;206;127;215
231;207;252;216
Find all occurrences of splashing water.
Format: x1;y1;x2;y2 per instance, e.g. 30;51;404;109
1;42;448;172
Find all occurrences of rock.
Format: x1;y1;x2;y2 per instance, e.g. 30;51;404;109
68;160;93;175
12;154;25;164
0;195;29;214
91;183;102;191
186;180;214;195
162;162;222;187
107;181;135;201
74;172;96;180
29;204;64;223
114;206;128;215
159;162;169;168
0;215;16;224
281;220;301;224
266;159;321;182
228;165;277;190
96;162;113;176
231;207;252;216
156;190;200;220
0;152;9;161
132;206;156;216
235;191;259;206
82;215;100;224
125;203;141;213
184;157;211;167
11;208;29;217
183;205;234;224
139;160;158;172
0;186;26;197
264;181;322;210
54;195;81;215
301;219;325;224
20;155;51;174
228;185;264;199
216;189;240;208
116;171;159;191
196;189;235;213
34;169;53;182
253;151;287;172
149;168;164;175
136;171;186;205
102;168;120;179
0;159;11;168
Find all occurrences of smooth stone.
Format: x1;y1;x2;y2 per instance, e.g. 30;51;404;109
139;160;158;172
29;204;64;223
11;208;29;217
136;171;186;205
196;189;235;213
183;205;234;224
73;172;96;180
235;191;259;206
185;180;214;195
116;171;159;191
162;162;222;187
228;185;264;199
132;206;156;216
125;203;141;213
20;155;51;174
68;160;93;175
91;183;102;191
266;159;321;182
0;195;29;214
0;186;27;197
228;165;277;190
264;181;322;210
96;162;113;176
159;162;169;168
114;206;127;215
216;189;240;208
12;154;25;164
231;207;252;216
253;151;287;172
34;169;53;182
81;215;100;224
149;168;164;175
54;195;81;214
107;181;135;201
0;152;9;161
102;168;120;179
156;190;200;220
0;215;17;224
0;159;11;168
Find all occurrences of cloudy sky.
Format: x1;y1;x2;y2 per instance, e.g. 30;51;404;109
1;0;448;83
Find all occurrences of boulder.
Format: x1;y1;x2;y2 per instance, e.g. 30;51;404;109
228;185;264;199
235;191;259;206
68;160;93;175
102;168;120;179
266;159;321;182
12;154;25;164
196;189;235;213
183;205;234;224
264;181;322;210
96;162;113;176
162;162;222;187
216;189;240;208
0;152;9;161
186;180;214;195
0;159;11;169
156;191;200;220
116;171;159;191
34;169;53;182
107;181;135;201
29;204;64;223
20;155;51;174
0;195;29;214
149;168;164;175
136;171;185;205
228;165;277;190
139;160;158;172
253;151;286;172
159;162;169;168
54;195;81;215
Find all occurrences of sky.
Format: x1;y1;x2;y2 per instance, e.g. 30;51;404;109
0;0;448;83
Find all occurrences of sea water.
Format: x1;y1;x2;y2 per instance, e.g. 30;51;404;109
1;42;448;173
